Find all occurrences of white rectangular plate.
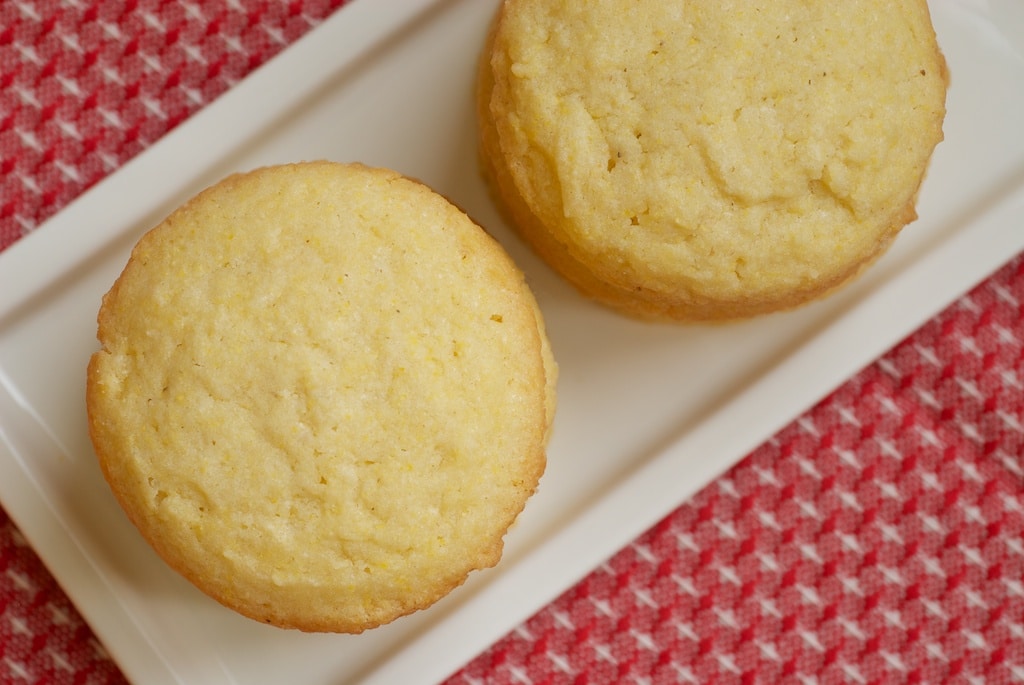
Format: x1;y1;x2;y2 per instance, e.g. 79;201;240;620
2;0;1023;683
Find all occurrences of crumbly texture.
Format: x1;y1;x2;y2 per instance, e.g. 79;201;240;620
478;0;948;320
86;161;556;633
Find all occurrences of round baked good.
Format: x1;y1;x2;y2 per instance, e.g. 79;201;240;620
86;161;556;633
477;0;948;321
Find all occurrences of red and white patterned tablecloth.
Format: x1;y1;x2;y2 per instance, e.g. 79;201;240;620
2;2;1023;683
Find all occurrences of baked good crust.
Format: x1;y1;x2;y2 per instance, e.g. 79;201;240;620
87;161;556;632
478;0;948;321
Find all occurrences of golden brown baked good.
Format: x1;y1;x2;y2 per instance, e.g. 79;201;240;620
86;161;556;632
478;0;948;321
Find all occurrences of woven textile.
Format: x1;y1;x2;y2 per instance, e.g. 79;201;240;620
447;254;1024;684
0;0;347;249
3;1;1023;684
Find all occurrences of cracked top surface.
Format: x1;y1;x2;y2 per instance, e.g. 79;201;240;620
86;161;554;632
483;0;947;319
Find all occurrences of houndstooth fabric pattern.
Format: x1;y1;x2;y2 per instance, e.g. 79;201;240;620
0;0;347;249
3;2;1024;684
1;517;121;684
445;255;1024;684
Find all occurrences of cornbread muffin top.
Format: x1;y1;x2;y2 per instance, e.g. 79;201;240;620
87;161;555;632
483;0;947;319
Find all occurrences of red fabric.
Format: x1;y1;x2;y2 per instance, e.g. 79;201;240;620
3;2;1024;684
0;517;123;684
447;255;1024;684
0;0;346;251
